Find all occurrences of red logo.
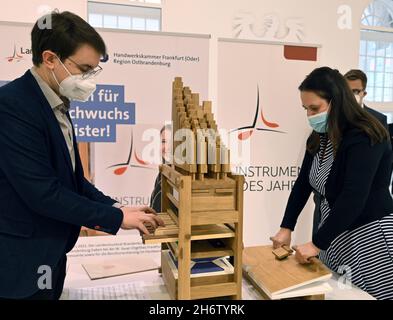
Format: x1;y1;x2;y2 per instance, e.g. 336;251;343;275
6;45;24;63
107;130;155;176
231;86;286;140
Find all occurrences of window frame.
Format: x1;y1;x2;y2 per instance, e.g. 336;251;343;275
358;0;393;113
87;1;162;32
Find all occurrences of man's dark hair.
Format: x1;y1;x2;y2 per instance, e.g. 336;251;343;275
344;69;368;90
31;11;106;66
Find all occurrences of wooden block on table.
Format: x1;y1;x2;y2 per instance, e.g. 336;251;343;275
243;246;332;300
272;247;292;260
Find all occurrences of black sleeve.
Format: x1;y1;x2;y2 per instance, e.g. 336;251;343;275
312;139;385;250
0;99;123;235
82;177;118;206
280;150;313;230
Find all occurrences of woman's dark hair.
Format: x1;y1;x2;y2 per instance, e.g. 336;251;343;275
299;67;389;155
31;10;107;66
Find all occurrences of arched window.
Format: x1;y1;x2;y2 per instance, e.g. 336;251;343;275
360;0;393;104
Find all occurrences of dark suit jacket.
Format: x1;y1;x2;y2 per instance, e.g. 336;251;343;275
0;71;123;299
364;105;389;131
389;124;393;142
390;124;393;192
281;128;393;250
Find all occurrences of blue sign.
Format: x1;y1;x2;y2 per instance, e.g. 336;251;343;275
70;84;135;142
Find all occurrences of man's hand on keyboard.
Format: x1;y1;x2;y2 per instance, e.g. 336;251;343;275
120;207;165;234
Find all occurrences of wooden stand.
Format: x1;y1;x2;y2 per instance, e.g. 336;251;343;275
143;165;244;300
142;77;244;300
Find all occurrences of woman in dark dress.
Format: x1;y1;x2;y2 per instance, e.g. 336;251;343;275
271;67;393;300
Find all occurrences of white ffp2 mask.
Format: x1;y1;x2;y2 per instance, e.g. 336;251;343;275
52;58;97;102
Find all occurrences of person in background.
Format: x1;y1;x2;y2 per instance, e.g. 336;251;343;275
150;125;172;213
344;69;388;130
0;11;163;300
390;123;393;193
345;69;393;193
271;67;393;300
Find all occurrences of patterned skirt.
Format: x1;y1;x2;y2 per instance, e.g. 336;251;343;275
318;213;393;300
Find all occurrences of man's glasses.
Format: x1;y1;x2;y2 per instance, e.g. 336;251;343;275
67;57;103;80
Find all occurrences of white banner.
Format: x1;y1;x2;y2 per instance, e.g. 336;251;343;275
217;38;321;246
91;30;210;222
0;22;34;80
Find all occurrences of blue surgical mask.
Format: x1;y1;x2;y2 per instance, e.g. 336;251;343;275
308;111;328;133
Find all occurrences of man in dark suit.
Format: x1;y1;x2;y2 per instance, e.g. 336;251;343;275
0;11;163;300
312;69;390;235
390;124;393;192
344;69;389;131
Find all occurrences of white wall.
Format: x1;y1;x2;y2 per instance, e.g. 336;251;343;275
161;0;371;115
0;0;86;24
162;0;370;70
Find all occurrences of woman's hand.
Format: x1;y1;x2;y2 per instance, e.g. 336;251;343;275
293;242;321;264
270;228;292;249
